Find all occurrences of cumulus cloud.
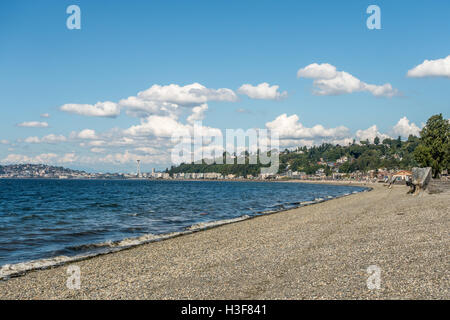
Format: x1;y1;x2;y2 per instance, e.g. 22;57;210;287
297;63;399;97
1;152;80;165
60;83;237;121
119;83;237;119
60;101;120;118
98;150;168;165
125;115;190;138
90;148;106;153
60;153;78;163
121;98;179;118
237;82;287;100
407;55;450;78
132;83;237;105
265;114;350;140
2;153;58;164
0;140;9;145
297;63;338;79
187;104;208;124
40;113;50;118
24;134;67;144
392;116;421;138
24;137;41;143
235;108;251;114
355;125;390;143
134;147;160;154
77;129;98;140
17;121;49;128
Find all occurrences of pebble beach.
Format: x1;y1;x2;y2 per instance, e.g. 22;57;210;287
0;183;448;299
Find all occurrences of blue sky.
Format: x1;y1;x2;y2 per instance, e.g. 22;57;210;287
0;0;449;172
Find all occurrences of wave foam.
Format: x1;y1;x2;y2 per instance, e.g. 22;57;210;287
1;187;369;280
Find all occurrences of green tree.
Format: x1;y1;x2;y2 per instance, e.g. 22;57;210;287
414;114;450;178
374;136;380;145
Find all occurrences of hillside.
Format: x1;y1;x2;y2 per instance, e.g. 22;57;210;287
169;136;422;177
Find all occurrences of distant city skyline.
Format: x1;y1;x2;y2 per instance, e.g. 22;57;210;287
1;1;449;172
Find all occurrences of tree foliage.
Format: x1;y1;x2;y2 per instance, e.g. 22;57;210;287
414;114;450;178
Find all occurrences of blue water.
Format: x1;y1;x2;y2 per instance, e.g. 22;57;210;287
0;179;366;266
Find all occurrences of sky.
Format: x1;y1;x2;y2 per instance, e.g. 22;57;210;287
0;0;449;173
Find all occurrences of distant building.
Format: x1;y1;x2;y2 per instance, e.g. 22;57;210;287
391;170;412;182
336;156;348;164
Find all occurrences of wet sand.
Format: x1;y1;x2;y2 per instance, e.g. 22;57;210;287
0;183;448;299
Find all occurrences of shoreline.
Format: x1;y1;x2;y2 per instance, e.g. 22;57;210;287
0;181;369;280
1;183;448;299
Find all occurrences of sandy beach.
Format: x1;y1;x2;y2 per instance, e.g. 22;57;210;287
0;183;448;300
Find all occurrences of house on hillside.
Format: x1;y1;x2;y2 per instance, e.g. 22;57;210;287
391;170;412;183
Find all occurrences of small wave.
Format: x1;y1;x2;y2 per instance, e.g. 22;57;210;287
20;214;42;221
64;229;107;237
89;203;120;208
0;215;251;280
186;215;250;231
0;187;369;280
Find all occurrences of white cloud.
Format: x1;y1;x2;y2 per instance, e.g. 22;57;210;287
407;55;450;78
123;115;220;140
60;153;78;163
2;153;58;164
134;147;160;154
237;82;287;100
99;150;168;165
297;63;399;97
40;113;50;118
297;63;338;79
119;83;237;119
17;121;49;128
77;129;97;140
24;134;67;144
0;140;9;145
392;116;421;138
355;125;390;143
60;101;120;118
133;83;237;105
125;115;190;138
1;152;79;165
120;98;179;118
265;114;350;139
43;134;67;143
187;104;208;124
90;148;106;153
87;140;106;147
60;83;237;121
24;136;41;143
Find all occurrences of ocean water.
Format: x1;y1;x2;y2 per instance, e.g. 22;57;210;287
0;179;366;269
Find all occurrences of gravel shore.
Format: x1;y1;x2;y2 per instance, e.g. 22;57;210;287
0;183;448;299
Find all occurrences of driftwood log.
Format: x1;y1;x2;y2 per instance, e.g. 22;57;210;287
407;167;432;194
